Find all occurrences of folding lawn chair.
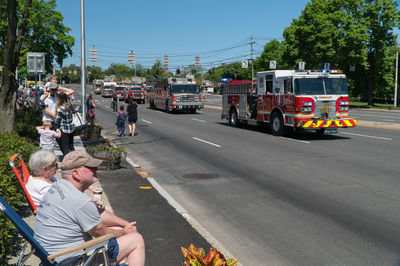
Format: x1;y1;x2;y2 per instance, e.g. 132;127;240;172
0;195;118;266
9;154;37;214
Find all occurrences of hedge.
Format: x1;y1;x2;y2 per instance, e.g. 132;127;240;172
0;106;41;263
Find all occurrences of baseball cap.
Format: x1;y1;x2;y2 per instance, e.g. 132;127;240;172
61;151;103;171
48;82;58;90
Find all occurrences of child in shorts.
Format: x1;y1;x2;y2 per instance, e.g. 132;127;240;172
36;120;61;152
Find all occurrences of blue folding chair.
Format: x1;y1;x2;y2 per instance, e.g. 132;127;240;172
0;195;118;266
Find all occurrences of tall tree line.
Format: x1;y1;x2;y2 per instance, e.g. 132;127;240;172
207;0;400;106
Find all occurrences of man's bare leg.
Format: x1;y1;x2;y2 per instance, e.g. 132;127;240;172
117;232;145;266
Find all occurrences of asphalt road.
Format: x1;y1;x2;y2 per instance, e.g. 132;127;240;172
73;86;400;265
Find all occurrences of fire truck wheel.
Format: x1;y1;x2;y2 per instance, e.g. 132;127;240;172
271;112;284;136
316;128;326;135
190;109;196;114
229;109;239;127
165;100;170;112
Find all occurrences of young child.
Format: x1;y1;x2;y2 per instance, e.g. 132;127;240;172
116;105;127;137
36;120;61;152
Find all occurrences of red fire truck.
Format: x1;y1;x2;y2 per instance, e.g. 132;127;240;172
146;77;203;113
221;69;357;135
125;86;145;103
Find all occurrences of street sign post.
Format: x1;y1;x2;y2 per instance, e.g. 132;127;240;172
163;54;169;76
27;52;45;74
269;60;276;69
27;52;45;105
128;51;136;78
89;48;98;62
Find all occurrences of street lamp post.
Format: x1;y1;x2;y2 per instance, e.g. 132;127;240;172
80;0;87;123
394;43;398;108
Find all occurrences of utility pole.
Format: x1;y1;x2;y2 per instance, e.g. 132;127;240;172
250;36;255;81
80;0;87;123
395;41;398;108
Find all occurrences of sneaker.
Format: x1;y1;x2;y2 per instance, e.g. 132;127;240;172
129;133;132;136
134;133;138;136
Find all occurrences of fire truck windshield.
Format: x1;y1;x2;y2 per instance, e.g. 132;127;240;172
171;85;200;94
294;78;347;95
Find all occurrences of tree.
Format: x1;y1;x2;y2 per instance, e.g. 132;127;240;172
104;64;132;81
282;0;400;105
0;0;74;132
255;39;287;71
0;0;32;133
147;60;164;79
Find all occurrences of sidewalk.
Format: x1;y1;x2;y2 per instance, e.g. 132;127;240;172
9;134;212;265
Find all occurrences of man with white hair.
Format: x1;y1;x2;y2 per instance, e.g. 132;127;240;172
34;150;145;265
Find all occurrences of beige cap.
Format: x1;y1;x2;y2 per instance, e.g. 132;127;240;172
61;151;103;171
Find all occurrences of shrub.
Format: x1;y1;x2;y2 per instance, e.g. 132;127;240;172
16;106;42;143
0;132;39;263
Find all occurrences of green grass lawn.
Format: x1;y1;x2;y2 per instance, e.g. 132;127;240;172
349;101;400;110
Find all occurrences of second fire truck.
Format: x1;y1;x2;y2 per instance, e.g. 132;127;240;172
222;69;357;135
146;77;203;113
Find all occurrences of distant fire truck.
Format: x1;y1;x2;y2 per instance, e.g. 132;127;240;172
146;77;203;113
221;69;357;135
125;86;145;103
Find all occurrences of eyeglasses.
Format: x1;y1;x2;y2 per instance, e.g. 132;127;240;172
46;161;58;170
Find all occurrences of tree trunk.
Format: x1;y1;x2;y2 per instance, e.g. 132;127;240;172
0;0;32;132
0;0;18;133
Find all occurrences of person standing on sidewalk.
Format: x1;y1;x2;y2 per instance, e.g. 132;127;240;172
126;98;138;136
54;92;75;155
33;151;145;265
86;93;97;125
116;105;127;137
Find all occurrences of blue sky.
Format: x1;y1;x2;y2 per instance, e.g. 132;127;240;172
57;0;384;71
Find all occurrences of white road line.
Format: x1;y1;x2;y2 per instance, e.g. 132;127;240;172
191;118;206;123
192;137;221;147
356;113;400;119
340;132;392;140
141;119;152;124
279;137;310;144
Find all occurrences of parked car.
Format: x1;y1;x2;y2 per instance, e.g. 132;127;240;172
101;86;113;97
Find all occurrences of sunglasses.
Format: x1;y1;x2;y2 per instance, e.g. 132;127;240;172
46;161;58;170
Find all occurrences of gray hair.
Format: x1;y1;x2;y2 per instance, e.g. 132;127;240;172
29;150;57;176
61;169;73;179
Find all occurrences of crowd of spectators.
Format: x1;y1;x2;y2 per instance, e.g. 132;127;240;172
18;76;146;264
